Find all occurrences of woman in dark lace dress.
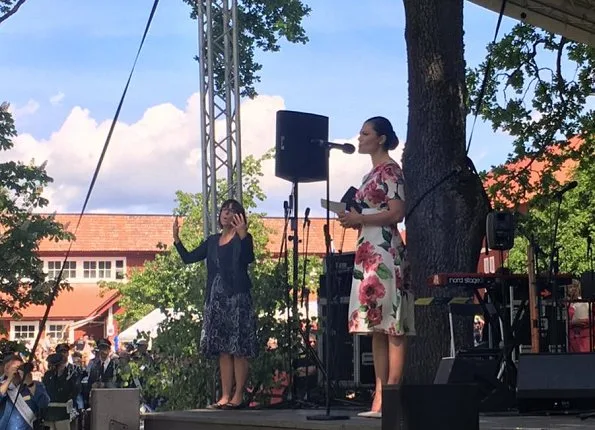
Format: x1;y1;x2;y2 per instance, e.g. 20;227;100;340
173;199;258;409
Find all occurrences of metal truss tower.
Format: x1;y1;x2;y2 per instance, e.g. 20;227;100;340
197;0;242;236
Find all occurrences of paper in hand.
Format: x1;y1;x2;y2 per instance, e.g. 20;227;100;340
320;199;347;214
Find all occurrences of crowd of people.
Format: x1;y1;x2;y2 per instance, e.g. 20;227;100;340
0;335;153;430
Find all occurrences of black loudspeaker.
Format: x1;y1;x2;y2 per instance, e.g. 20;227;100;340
517;353;595;412
434;353;515;411
486;211;515;251
275;110;328;183
382;384;479;430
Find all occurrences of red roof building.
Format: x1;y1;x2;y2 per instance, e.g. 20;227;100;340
1;214;358;345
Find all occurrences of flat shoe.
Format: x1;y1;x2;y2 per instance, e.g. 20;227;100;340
206;403;225;409
357;411;381;418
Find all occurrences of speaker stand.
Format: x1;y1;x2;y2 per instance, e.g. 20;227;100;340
307;147;349;422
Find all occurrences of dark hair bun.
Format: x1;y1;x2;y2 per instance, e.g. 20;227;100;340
364;116;399;152
386;131;399;151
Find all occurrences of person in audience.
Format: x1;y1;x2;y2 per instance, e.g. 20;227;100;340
567;279;593;352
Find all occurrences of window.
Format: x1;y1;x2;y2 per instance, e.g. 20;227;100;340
483;258;490;273
83;261;97;278
115;259;125;279
47;261;76;280
98;261;111;278
43;258;126;281
10;322;39;341
489;256;496;273
47;324;68;341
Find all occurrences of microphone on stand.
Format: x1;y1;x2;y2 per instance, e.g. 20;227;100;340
303;207;311;228
311;139;356;154
554;180;578;197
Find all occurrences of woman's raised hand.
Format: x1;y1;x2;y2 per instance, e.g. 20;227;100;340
173;216;181;243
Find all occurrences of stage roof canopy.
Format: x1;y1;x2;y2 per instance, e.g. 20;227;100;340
469;0;595;46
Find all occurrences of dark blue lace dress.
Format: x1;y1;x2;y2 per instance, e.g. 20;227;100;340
199;241;258;358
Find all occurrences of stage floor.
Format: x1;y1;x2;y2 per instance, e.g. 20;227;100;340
142;408;595;430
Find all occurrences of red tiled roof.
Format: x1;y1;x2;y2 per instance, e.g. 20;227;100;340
1;285;119;320
39;214;173;253
483;136;580;207
38;214;358;256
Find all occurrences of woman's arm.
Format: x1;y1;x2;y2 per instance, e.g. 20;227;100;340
357;199;405;227
240;234;255;265
174;239;208;264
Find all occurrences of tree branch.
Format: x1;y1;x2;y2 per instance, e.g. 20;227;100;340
0;0;29;25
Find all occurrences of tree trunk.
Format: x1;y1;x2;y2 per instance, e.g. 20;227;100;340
402;0;489;384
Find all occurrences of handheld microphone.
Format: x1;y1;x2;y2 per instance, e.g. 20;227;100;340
311;139;356;154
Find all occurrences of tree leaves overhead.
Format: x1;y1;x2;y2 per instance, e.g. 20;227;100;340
467;23;595;208
183;0;311;98
0;103;74;321
0;0;29;25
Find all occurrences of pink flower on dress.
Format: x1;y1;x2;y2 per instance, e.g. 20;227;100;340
379;162;402;183
355;242;382;272
348;310;361;332
358;275;386;305
362;181;386;206
366;306;383;327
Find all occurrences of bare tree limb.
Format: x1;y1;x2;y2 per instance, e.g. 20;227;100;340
0;0;29;25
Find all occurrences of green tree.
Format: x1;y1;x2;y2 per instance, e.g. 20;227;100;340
0;102;73;323
468;23;595;207
182;0;311;98
104;151;323;409
401;0;488;384
506;159;595;276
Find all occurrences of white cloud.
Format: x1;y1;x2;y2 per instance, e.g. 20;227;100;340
49;92;65;106
9;99;40;118
2;93;404;216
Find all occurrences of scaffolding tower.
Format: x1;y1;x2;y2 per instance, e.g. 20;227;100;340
197;0;242;236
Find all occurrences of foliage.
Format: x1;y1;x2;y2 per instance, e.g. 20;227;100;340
182;0;311;98
0;0;28;25
467;23;595;207
0;102;73;323
506;159;595;276
104;151;323;410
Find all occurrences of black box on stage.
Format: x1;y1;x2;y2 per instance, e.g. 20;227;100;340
486;211;515;251
517;353;595;412
317;296;374;387
434;353;514;412
382;384;479;430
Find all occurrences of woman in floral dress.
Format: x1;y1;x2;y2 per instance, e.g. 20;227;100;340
339;116;415;418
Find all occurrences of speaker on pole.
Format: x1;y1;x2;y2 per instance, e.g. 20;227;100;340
486;211;515;251
275;110;328;183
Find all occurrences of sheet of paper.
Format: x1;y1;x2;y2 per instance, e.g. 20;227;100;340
320;199;346;214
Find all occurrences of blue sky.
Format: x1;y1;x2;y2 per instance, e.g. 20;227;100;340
0;0;520;216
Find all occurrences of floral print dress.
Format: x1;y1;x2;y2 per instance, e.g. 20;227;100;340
348;161;416;337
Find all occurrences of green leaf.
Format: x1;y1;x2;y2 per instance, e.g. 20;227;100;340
357;236;364;246
379;242;391;253
381;228;392;243
377;263;393;280
353;269;364;280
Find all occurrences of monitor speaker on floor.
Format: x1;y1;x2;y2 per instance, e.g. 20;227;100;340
382;384;479;430
517;353;595;412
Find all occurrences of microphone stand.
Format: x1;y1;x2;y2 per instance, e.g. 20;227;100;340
547;193;565;352
279;197;293;403
300;209;314;401
307;147;349;422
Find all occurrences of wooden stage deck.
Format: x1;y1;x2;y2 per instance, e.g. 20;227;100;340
142;408;595;430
